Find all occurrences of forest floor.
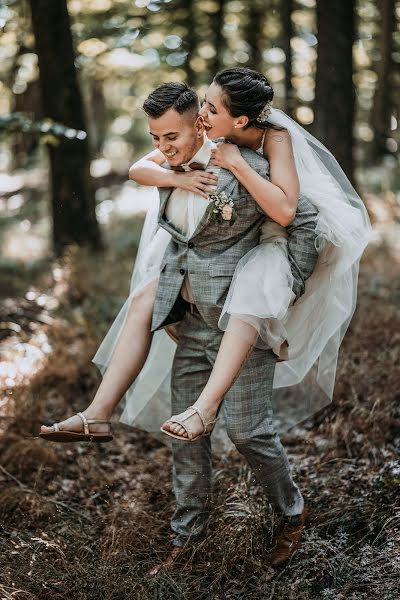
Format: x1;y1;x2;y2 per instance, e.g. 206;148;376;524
0;179;399;600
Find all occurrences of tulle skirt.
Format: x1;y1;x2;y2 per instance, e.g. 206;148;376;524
219;224;295;355
126;226;171;298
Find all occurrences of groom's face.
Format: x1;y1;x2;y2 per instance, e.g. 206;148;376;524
148;108;203;167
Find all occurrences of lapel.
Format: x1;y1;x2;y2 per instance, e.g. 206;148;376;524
157;187;188;243
157;160;238;242
189;167;238;240
158;186;173;221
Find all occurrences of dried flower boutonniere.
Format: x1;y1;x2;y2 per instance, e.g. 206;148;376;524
206;191;238;226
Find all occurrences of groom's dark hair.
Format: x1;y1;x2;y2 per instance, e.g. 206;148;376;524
143;82;199;119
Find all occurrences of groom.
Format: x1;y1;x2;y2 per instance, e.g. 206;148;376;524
141;82;318;571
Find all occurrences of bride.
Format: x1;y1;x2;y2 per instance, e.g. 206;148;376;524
40;68;371;444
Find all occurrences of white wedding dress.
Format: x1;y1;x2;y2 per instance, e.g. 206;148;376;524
93;110;371;450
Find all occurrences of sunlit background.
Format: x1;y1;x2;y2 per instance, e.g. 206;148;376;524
0;0;399;417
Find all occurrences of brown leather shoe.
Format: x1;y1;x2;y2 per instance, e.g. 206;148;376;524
148;546;186;577
268;507;309;568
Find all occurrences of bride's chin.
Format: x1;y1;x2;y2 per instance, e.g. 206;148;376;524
206;129;220;140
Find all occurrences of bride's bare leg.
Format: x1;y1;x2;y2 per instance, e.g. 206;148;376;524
162;318;258;438
41;280;158;434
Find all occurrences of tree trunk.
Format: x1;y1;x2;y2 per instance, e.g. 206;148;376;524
29;0;102;255
85;78;107;156
371;0;395;160
244;0;265;73
181;0;197;86
211;0;227;75
313;0;355;181
282;0;294;116
13;79;42;169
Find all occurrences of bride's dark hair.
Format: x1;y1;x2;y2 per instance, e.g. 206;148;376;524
213;67;276;130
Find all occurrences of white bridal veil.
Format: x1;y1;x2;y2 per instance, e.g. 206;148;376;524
93;108;372;449
262;109;371;428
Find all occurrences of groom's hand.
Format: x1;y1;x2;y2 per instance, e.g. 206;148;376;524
172;170;218;199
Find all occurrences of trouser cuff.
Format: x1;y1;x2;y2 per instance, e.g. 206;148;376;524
172;528;208;548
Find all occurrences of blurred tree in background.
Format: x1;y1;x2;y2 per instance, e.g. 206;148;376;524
313;0;355;179
29;0;102;255
0;0;399;255
281;0;294;116
371;0;396;160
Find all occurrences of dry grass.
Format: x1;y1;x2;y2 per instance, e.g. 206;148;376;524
0;206;399;599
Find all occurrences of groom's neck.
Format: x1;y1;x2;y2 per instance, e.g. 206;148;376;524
180;135;204;165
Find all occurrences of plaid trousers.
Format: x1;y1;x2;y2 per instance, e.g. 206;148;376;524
170;309;304;547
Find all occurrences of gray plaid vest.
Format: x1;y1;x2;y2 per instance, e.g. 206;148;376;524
151;147;269;331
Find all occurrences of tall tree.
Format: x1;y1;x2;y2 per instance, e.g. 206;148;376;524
180;0;198;86
211;0;227;75
85;78;107;156
313;0;355;181
281;0;294;116
244;0;265;73
371;0;395;160
29;0;102;255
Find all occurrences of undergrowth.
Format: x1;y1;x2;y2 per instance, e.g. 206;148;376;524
0;204;399;599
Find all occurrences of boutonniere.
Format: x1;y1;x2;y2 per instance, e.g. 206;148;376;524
206;191;238;226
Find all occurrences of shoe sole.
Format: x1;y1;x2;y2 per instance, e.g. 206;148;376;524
39;432;113;443
159;426;211;442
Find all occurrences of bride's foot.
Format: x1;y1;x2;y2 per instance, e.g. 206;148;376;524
161;403;218;441
40;408;111;435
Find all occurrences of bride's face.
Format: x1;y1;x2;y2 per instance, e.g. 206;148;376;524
199;82;239;139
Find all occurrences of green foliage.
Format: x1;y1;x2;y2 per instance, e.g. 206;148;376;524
0;112;87;144
1;0;399;168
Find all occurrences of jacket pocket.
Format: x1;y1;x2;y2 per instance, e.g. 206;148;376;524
209;263;238;277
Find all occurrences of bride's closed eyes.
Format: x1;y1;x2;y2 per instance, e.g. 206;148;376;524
202;100;217;115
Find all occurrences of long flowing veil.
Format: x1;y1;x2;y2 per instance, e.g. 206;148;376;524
266;108;372;428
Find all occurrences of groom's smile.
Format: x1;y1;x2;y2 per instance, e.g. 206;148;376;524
148;107;204;167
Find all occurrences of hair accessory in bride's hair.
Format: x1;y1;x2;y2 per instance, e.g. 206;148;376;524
256;101;272;123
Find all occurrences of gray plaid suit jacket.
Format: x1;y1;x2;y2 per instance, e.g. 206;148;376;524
151;147;318;332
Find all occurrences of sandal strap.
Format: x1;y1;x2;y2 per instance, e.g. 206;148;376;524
166;406;218;440
189;406;217;430
77;412;90;435
48;415;111;435
76;413;111;434
167;407;199;440
188;406;207;434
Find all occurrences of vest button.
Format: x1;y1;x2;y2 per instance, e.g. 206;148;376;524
179;268;185;275
188;242;194;248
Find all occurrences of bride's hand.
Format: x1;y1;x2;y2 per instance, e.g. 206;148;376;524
210;142;242;170
172;170;218;199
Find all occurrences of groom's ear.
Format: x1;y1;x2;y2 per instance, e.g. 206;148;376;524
195;115;205;137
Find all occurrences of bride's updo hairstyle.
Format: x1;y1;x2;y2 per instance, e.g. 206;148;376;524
213;67;276;130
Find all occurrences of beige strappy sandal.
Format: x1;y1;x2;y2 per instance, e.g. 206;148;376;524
39;412;113;443
160;405;217;442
